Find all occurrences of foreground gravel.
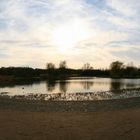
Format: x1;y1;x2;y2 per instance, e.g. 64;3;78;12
1;96;140;112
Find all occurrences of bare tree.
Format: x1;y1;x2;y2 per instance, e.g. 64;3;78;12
82;63;93;70
59;61;67;69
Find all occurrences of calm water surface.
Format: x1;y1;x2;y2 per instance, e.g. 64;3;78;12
0;77;140;96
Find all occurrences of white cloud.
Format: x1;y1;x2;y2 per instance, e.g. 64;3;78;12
106;0;140;17
0;0;139;68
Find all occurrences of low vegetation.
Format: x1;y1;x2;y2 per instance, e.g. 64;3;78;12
0;61;139;82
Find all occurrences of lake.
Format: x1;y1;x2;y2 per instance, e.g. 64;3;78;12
0;77;140;97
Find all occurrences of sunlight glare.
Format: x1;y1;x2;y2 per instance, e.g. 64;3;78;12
51;20;92;51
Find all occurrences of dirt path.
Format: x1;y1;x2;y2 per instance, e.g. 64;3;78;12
0;109;140;140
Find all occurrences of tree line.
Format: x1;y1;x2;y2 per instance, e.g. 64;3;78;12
110;61;140;78
0;61;140;81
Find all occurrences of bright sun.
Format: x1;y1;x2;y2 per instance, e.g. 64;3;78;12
51;20;92;51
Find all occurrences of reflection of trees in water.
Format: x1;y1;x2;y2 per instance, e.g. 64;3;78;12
59;80;68;93
0;79;39;88
46;79;68;93
46;80;56;92
110;79;123;93
125;80;136;88
80;81;94;90
110;79;138;92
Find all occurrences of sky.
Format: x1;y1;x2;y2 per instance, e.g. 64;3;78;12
0;0;140;69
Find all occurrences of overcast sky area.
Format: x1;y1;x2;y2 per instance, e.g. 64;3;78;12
0;0;140;69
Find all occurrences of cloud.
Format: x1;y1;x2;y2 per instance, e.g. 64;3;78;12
106;0;140;17
0;0;139;68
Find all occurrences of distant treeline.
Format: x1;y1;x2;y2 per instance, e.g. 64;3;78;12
110;61;140;78
0;61;140;81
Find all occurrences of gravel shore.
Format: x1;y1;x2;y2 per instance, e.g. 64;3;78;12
1;96;140;112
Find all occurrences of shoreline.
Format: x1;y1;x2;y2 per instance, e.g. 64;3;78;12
1;96;140;112
1;88;140;102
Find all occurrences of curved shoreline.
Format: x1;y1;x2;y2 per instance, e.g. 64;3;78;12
1;96;140;112
1;88;140;101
